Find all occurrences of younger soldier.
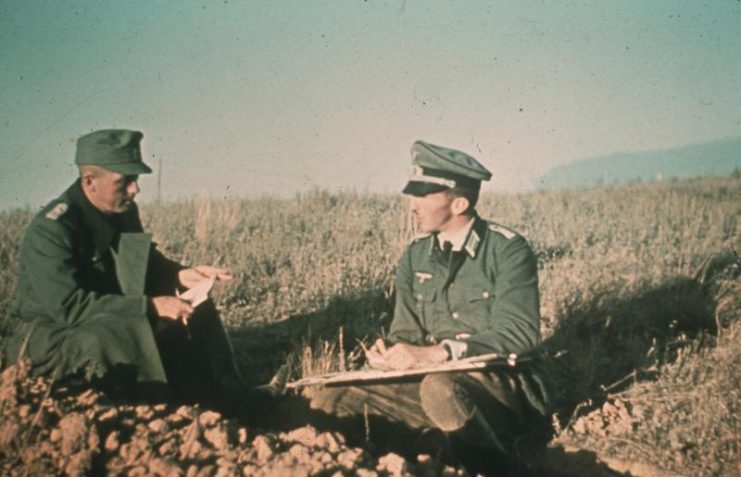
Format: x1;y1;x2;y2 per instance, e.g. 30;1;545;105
2;129;243;406
309;141;549;470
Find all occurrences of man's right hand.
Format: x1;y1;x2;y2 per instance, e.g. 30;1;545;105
151;296;194;324
365;338;448;370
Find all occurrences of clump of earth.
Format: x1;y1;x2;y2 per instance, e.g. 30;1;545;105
0;360;470;477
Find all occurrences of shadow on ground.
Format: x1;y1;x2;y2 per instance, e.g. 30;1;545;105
542;271;721;421
229;287;393;386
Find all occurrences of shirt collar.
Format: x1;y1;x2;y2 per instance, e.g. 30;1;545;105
437;217;475;252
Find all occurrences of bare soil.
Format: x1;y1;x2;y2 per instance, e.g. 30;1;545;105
0;360;475;477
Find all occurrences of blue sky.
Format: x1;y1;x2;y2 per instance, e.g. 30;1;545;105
2;1;740;208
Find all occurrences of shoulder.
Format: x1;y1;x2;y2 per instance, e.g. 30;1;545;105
486;221;519;241
410;231;431;244
397;232;433;265
26;196;82;242
482;220;535;257
406;231;432;253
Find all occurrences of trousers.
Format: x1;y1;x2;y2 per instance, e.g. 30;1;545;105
307;370;527;451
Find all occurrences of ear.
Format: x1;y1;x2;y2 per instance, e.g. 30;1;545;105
81;174;96;191
450;196;470;216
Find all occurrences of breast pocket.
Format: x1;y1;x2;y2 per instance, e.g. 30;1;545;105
412;280;437;308
457;287;494;329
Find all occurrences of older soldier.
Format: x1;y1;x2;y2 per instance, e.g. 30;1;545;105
2;129;243;405
309;141;549;469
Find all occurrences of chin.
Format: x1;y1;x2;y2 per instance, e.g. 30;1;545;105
116;203;133;213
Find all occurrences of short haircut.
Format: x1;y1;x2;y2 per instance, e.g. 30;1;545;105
79;164;106;178
445;185;480;215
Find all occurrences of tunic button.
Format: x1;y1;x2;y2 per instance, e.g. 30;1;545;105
482;291;490;298
452;312;459;320
417;293;423;300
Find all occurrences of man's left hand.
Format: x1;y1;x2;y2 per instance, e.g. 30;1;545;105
179;265;233;289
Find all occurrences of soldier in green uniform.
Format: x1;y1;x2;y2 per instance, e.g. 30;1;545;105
309;141;549;469
2;129;243;405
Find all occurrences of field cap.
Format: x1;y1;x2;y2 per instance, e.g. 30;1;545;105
402;140;492;196
75;129;152;175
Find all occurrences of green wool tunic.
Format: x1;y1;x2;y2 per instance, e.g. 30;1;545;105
3;179;184;385
389;215;550;415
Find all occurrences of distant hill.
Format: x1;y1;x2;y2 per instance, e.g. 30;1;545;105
536;137;741;190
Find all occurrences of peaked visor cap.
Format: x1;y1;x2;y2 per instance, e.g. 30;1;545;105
402;140;492;196
75;129;153;176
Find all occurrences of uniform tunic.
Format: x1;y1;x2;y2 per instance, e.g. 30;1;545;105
391;216;540;356
389;215;549;414
2;180;236;398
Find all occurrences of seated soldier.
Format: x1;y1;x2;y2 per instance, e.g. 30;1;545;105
2;129;244;406
308;140;550;471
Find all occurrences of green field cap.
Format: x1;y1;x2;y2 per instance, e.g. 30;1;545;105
75;129;152;175
403;140;492;196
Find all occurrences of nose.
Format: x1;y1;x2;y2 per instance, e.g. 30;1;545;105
127;180;140;196
409;196;421;212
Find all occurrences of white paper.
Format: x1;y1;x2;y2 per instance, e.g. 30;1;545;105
179;276;215;307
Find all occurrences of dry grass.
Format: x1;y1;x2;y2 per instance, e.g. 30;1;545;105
0;175;739;475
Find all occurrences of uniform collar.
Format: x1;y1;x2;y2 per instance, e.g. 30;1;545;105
65;179;121;255
463;216;487;258
429;215;486;258
437;217;475;252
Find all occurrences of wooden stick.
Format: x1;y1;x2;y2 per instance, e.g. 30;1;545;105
287;352;528;389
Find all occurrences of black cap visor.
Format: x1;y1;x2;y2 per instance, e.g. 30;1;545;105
402;180;450;196
100;161;153;176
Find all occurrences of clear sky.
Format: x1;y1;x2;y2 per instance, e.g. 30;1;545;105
2;0;740;208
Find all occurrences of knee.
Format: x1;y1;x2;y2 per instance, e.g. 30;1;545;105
419;374;469;432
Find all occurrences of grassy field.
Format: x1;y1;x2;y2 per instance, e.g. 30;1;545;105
0;176;739;475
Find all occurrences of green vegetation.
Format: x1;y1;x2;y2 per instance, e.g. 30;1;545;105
1;176;738;476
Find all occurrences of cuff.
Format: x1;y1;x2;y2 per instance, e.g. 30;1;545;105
440;339;468;360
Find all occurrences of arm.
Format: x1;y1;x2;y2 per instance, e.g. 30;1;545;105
146;247;184;295
21;217;148;325
466;236;541;356
387;247;426;345
371;246;448;370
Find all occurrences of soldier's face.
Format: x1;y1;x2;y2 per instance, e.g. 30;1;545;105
408;191;456;233
86;170;140;214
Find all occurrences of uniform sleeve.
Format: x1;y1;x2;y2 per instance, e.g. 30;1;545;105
387;247;426;345
466;236;541;356
146;248;184;295
20;217;147;326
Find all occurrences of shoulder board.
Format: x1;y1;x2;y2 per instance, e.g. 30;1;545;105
410;232;431;244
45;202;69;221
488;222;516;240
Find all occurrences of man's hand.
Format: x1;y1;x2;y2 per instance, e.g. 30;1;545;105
178;265;233;289
151;296;194;324
365;339;448;370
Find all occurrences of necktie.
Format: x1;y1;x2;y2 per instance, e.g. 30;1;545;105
442;241;453;254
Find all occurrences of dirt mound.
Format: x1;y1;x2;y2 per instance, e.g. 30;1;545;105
0;360;469;476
